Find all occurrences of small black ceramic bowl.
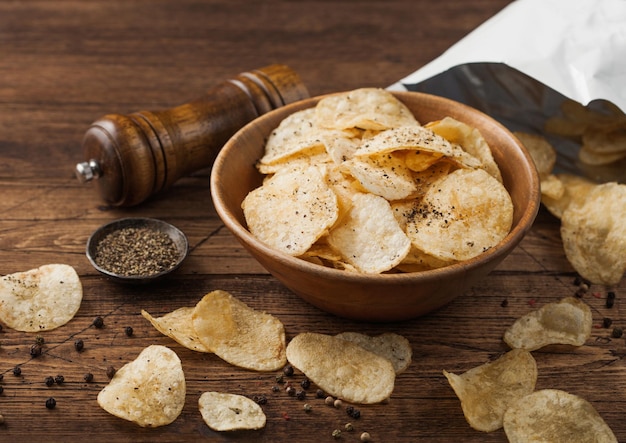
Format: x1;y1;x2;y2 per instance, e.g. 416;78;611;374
86;217;188;284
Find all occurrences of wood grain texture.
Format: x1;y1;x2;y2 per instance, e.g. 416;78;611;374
1;1;625;442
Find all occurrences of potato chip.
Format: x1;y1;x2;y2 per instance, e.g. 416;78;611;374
315;88;418;131
198;391;266;431
578;144;626;166
539;173;565;200
242;163;338;256
443;349;537;432
141;307;210;353
428;117;502;181
405;168;513;262
335;332;412;374
327;192;411;273
581;126;626;155
286;332;396;404
540;173;596;219
560;182;626;285
503;389;617;443
97;345;185;427
503;297;592;351
256;145;331;175
343;153;418;200
192;290;286;371
0;264;82;332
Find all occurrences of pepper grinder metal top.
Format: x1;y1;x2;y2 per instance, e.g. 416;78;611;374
75;64;309;207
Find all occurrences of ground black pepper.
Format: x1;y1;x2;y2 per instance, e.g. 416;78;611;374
94;227;179;276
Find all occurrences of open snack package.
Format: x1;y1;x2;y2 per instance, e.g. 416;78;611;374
389;0;626;286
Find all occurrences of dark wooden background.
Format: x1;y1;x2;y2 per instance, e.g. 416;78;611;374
1;1;625;442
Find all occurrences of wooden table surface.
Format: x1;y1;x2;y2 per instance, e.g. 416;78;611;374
2;1;625;442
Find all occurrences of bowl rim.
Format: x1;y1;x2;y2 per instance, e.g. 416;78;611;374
211;90;541;284
86;217;189;283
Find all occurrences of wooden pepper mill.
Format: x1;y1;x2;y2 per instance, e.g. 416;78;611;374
75;64;309;206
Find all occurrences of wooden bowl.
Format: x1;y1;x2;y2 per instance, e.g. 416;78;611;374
210;91;540;321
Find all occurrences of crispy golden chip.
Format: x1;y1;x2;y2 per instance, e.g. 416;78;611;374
503;389;617;443
327;192;411;273
513;131;557;179
286;332;396;404
192;290;287;371
540;173;596;219
315;88;418;131
97;345;185;428
428;117;502;181
539;174;565;200
242;164;338;256
256;145;331;175
198;391;266;431
443;349;537;433
578;144;626;166
335;332;412;374
503;297;592;351
0;264;82;332
406;168;513;262
344;153;418;200
582;126;626;155
141;307;210;353
560;182;626;285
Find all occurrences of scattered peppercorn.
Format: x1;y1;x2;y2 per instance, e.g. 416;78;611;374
603;318;613;328
106;366;116;379
286;386;296;396
325;396;335;406
300;378;310;390
45;397;56;409
296;390;306;400
283;365;294;376
12;366;21;376
360;431;372;442
30;344;42;357
345;422;354;432
54;375;64;385
253;394;267;405
606;291;616;309
84;373;94;383
500;298;509;307
275;374;284;384
332;429;342;439
124;326;134;337
346;406;361;419
93;316;104;328
74;339;84;352
316;389;325;398
45;376;55;387
334;399;343;408
612;327;623;338
35;335;45;346
303;403;312;412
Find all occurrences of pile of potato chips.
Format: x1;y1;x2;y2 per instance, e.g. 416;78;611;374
243;88;513;274
444;296;617;441
516;130;626;285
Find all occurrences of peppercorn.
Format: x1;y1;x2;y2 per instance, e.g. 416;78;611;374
612;327;623;338
606;291;616;309
92;316;104;328
84;373;94;382
360;431;372;442
45;397;56;409
296;390;306;400
345;422;354;432
303;403;312;412
500;298;509;308
334;399;343;408
283;365;294;376
271;385;279;393
253;394;267;405
316;389;325;398
30;343;42;357
346;406;361;419
74;339;84;352
603;317;613;328
12;366;21;376
54;375;64;385
300;378;310;390
106;366;116;379
124;326;134;337
275;374;284;384
332;429;342;439
325;396;335;405
286;386;296;396
44;376;55;387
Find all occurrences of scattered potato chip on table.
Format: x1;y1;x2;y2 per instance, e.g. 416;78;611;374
97;345;186;427
141;307;210;353
335;331;412;374
198;391;266;431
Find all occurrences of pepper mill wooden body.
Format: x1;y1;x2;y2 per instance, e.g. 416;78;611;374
75;64;309;206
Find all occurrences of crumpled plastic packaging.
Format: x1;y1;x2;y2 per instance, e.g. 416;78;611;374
389;0;626;182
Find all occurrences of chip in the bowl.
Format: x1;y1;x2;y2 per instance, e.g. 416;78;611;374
242;163;338;256
560;182;626;285
443;349;537;432
198;391;266;431
315;88;418;131
335;332;412;374
405;168;513;262
327;192;411;273
0;264;82;332
286;332;395;404
503;297;592;351
141;307;210;353
503;389;617;443
97;345;185;427
192;290;287;371
343;153;418;200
